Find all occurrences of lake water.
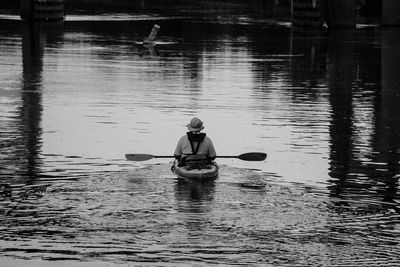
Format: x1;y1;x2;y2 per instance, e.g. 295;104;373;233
1;11;400;266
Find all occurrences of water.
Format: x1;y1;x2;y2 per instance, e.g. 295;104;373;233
1;10;400;266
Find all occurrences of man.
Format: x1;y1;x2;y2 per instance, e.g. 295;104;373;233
174;117;216;167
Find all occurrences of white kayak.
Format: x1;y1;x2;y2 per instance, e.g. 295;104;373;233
172;161;219;181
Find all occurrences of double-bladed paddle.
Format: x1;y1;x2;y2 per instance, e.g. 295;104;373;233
125;152;267;162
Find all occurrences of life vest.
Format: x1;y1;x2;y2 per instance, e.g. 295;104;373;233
180;132;210;168
187;132;206;155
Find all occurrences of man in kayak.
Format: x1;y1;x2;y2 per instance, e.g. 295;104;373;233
174;117;216;168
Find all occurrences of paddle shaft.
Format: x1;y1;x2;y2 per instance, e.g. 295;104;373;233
152;155;263;159
126;152;266;161
158;156;238;158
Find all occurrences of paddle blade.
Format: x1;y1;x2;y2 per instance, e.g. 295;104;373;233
237;152;267;161
125;154;155;161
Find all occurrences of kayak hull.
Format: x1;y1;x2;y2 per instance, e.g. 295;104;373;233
173;161;219;181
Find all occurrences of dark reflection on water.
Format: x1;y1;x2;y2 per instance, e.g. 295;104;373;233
327;28;400;206
1;9;400;266
2;22;53;184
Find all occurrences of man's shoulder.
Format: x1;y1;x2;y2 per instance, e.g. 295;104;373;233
203;135;213;143
178;135;189;142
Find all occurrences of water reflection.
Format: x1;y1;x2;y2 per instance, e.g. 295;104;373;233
174;178;216;238
326;28;400;207
1;11;400;265
23;21;64;180
20;22;45;182
374;28;400;202
327;29;358;200
175;178;216;214
0;22;63;184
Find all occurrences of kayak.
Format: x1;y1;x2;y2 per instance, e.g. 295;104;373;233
172;161;219;181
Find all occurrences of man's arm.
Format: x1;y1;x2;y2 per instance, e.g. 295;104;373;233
207;137;216;160
174;136;184;160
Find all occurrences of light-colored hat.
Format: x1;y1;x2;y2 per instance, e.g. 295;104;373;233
187;117;204;132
